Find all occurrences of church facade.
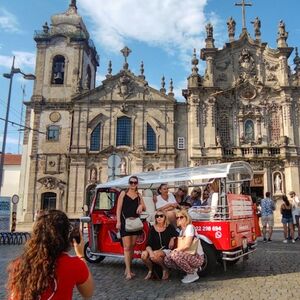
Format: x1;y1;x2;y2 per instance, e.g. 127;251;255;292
18;1;300;223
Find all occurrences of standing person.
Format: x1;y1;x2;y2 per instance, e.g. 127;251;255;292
141;210;178;280
281;195;295;243
7;210;94;300
289;191;300;240
260;192;275;242
116;176;146;280
155;183;179;224
164;209;204;284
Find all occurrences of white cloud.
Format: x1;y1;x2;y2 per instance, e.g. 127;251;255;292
0;8;20;33
79;0;213;66
0;51;35;70
95;73;106;86
0;135;19;146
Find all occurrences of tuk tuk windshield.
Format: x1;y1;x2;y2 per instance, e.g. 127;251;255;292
94;190;117;210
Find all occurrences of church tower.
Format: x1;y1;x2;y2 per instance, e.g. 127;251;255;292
19;1;99;223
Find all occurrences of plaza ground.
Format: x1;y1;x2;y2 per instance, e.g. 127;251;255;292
1;230;300;300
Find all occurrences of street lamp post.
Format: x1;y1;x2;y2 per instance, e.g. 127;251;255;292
0;56;35;196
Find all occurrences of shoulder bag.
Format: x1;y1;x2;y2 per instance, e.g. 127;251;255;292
177;225;199;255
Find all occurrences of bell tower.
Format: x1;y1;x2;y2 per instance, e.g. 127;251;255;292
33;0;99;102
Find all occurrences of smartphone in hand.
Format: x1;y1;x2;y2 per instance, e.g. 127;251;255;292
70;221;81;244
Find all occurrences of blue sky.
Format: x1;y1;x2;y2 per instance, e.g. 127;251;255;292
0;0;299;153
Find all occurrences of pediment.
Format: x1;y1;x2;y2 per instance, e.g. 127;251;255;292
72;70;175;103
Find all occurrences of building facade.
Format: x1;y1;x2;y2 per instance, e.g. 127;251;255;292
19;1;300;223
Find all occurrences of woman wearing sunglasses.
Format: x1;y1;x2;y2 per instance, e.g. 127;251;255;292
116;176;146;280
141;210;178;280
164;209;204;284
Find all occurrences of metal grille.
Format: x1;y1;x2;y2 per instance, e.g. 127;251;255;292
116;116;131;146
90;123;101;151
146;123;156;151
271;112;280;142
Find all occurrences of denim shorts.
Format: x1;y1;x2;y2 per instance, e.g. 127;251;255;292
282;217;293;224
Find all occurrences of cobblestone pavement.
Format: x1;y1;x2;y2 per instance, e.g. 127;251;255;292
1;230;300;300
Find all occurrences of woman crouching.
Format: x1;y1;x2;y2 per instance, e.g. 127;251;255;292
164;209;204;283
141;210;178;280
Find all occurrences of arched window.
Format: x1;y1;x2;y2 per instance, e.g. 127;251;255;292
52;55;65;84
47;125;60;141
41;192;56;210
85;65;91;90
244;119;254;142
146;123;156;151
270;112;280;142
218;113;230;146
90;123;101;151
116;116;131;146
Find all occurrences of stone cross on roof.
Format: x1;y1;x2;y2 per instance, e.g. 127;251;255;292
235;0;252;30
121;46;131;70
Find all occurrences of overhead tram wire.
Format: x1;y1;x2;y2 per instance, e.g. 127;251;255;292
0;117;46;135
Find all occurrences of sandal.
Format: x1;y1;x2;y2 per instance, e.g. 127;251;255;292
162;270;169;280
144;271;152;280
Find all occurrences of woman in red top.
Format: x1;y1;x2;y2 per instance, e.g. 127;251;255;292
7;210;94;300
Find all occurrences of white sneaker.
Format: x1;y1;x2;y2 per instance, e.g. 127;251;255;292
283;239;288;243
181;272;199;284
292;239;295;244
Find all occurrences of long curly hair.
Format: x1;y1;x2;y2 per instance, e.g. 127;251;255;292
7;210;71;300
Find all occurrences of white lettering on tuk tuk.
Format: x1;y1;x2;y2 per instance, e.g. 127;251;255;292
195;225;222;232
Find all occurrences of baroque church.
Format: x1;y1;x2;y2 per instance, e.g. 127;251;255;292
18;0;300;223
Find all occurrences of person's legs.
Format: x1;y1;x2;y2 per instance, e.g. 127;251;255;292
151;250;168;279
296;215;300;239
268;215;274;240
141;250;153;279
283;223;288;241
122;236;133;279
129;235;137;276
289;221;295;241
261;216;267;241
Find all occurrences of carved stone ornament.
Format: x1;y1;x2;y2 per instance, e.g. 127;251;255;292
239;48;256;77
49;112;61;123
239;85;257;100
38;176;66;190
118;73;134;98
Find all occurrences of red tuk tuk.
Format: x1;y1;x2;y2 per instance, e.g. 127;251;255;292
81;161;258;275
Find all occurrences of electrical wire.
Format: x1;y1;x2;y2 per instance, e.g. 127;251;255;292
0;117;46;135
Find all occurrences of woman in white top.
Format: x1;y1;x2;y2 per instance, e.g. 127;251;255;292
156;183;179;224
164;209;204;284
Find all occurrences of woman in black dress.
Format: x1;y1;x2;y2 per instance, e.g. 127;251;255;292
141;210;178;280
116;176;146;280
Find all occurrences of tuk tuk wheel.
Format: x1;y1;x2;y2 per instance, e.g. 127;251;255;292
84;242;105;263
198;242;217;276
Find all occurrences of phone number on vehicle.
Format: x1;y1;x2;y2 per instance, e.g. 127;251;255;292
195;226;222;232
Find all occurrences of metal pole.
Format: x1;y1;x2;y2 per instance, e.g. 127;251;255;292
0;56;15;196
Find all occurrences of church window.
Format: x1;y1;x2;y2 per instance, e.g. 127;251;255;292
41;192;56;210
90;123;101;151
47;125;60;141
177;137;185;150
85;65;91;90
146;123;156;151
244;119;255;142
52;55;65;84
218;114;230;146
116;116;131;146
270;112;280;142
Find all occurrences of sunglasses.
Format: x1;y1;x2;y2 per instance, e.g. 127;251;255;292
176;216;185;220
155;214;165;219
129;181;138;185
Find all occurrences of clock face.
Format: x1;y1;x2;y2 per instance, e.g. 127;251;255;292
11;194;19;204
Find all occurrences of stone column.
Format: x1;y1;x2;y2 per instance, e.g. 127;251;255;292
204;97;216;147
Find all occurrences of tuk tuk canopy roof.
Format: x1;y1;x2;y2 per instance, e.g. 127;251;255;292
96;161;253;190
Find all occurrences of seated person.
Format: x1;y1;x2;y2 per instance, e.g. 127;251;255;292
156;183;179;224
174;185;190;207
142;189;156;223
187;187;202;207
141;210;178;280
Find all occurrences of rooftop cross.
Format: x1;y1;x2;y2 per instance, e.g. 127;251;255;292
235;0;252;30
120;46;131;70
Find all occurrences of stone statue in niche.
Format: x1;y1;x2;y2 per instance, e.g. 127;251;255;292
90;168;97;181
274;173;282;193
216;135;221;146
278;20;288;39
